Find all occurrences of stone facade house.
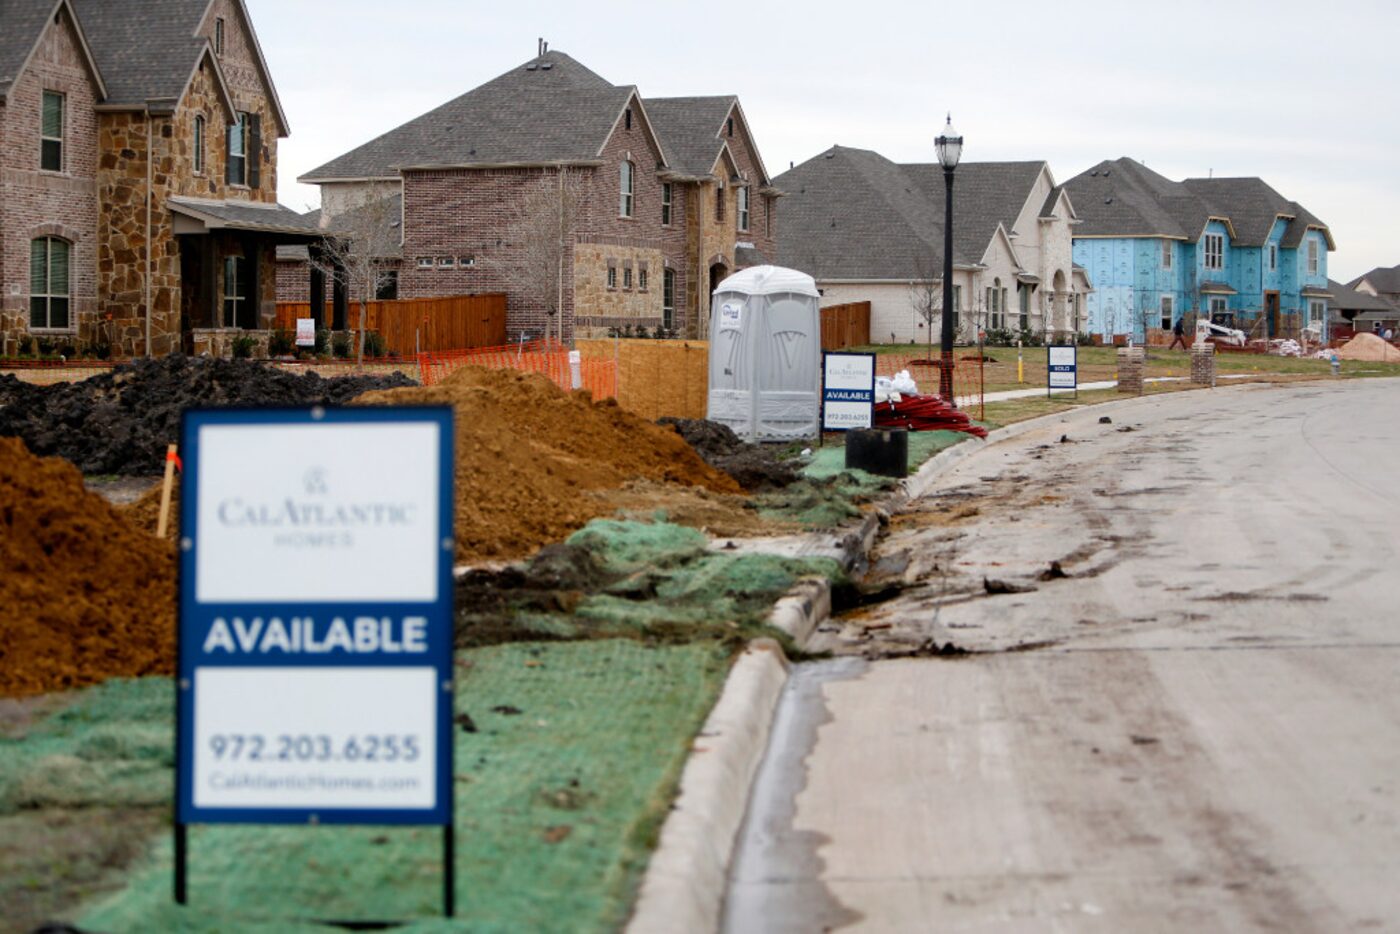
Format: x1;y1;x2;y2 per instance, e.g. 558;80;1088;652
774;146;1090;344
294;49;780;341
1065;158;1334;342
0;0;319;357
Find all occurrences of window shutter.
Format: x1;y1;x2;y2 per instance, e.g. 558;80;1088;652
248;114;262;189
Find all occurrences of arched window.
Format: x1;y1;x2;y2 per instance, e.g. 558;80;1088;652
619;160;634;217
29;237;70;329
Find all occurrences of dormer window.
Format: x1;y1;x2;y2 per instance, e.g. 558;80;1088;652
619;160;634;217
727;117;734;137
1307;239;1320;276
41;91;64;171
1161;239;1172;270
1203;233;1224;271
215;17;225;55
625;108;632;131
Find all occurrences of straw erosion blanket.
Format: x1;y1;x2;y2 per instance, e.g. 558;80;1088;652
355;367;740;562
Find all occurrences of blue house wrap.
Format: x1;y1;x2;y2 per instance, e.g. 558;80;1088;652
1066;159;1334;341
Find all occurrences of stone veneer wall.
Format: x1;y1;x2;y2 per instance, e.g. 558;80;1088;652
572;242;664;327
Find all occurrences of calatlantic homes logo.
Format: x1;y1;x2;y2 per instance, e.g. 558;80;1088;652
215;466;418;550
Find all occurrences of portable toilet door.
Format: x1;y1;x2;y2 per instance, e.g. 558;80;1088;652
706;265;821;441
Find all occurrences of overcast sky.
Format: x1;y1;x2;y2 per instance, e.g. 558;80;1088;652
250;0;1399;282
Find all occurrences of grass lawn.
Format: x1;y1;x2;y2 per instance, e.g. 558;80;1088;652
2;641;730;933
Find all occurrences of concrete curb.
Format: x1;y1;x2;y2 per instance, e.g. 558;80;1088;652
631;386;1229;931
626;639;791;934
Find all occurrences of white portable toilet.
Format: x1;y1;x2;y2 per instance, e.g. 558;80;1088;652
706;265;821;441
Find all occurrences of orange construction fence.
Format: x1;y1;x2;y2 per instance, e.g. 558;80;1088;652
416;340;617;400
871;351;985;421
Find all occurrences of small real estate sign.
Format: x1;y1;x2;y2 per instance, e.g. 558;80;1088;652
177;406;455;827
1048;344;1078;395
822;352;876;431
295;318;316;348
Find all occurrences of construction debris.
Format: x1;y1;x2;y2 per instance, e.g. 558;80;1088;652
659;417;803;490
1336;332;1400;363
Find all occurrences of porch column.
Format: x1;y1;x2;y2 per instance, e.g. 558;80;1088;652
201;235;218;328
308;245;325;330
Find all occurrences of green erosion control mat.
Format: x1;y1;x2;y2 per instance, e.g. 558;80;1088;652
6;641;727;933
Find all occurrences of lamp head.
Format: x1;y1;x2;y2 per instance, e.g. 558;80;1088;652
935;113;963;169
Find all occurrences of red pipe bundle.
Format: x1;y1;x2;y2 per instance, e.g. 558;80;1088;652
872;394;987;438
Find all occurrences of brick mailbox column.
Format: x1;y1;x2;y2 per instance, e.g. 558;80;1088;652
1191;342;1216;387
1117;346;1145;394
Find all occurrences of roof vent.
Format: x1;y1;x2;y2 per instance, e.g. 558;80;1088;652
526;64;538;71
541;63;553;70
1103;169;1111;176
1090;170;1098;176
1104;197;1113;204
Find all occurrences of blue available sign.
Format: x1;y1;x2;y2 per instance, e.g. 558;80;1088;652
822;352;876;431
176;406;455;828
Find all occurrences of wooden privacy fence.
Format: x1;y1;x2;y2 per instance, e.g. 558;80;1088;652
821;301;871;350
576;339;709;421
273;294;507;355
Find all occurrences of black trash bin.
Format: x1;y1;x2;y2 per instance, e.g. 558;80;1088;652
845;428;909;478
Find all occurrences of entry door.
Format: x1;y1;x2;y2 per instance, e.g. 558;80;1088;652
1265;291;1280;338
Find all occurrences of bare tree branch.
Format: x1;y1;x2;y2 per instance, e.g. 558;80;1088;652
317;192;403;365
487;169;584;344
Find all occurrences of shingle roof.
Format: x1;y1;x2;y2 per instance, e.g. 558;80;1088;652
300;51;628;180
646;96;735;177
69;0;208;106
1066;157;1331;249
0;0;57;99
168;197;324;235
772;146;1046;280
1348;264;1400;295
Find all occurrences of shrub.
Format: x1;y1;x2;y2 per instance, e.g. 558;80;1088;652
36;336;58;357
314;328;330;356
1017;328;1044;347
331;332;351;358
984;328;1016;347
1076;331;1096;347
362;330;387;358
267;330;296;356
231;334;256;359
634;325;650;340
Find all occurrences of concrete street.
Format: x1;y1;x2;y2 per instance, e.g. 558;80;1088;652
725;379;1400;932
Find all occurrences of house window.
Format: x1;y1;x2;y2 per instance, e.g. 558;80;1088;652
727;116;734;137
193;115;205;173
1307;239;1320;276
1160;295;1174;330
765;196;772;238
1208;296;1228;319
227;111;250;185
606;264;617;289
375;270;398;300
715;180;725;222
222;256;247;328
661;183;672;225
1203;233;1224;271
214;17;225;54
625;108;632;131
41;90;64;171
29;237;70;329
619;161;634;217
1019;285;1030;331
951;284;961;332
457;256;475;267
638;263;648;291
623;262;633;290
663;269;675;329
1161;239;1173;270
1308;299;1325;325
437;256;455;268
416;256;433;268
737;186;750;231
1268;243;1278;271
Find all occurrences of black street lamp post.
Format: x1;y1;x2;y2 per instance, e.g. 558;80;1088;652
935;115;963;401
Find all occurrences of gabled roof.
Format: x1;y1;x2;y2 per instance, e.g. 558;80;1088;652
301;51;630;181
168;196;325;236
1349;264;1400;295
772;146;1048;280
1066;157;1332;249
646;96;736;178
0;0;105;101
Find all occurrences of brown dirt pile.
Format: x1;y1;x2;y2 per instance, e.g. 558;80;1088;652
587;479;794;539
1337;332;1400;363
0;438;175;698
355;367;741;561
120;480;179;541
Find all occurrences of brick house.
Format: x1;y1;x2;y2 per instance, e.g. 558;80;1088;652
294;49;780;341
0;0;320;357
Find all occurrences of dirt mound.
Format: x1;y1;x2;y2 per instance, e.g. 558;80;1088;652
355;367;740;562
588;479;793;539
658;417;802;491
120;480;178;541
0;438;176;698
0;355;416;475
1337;332;1400;363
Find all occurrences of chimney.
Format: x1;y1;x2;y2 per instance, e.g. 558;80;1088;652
537;37;543;56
